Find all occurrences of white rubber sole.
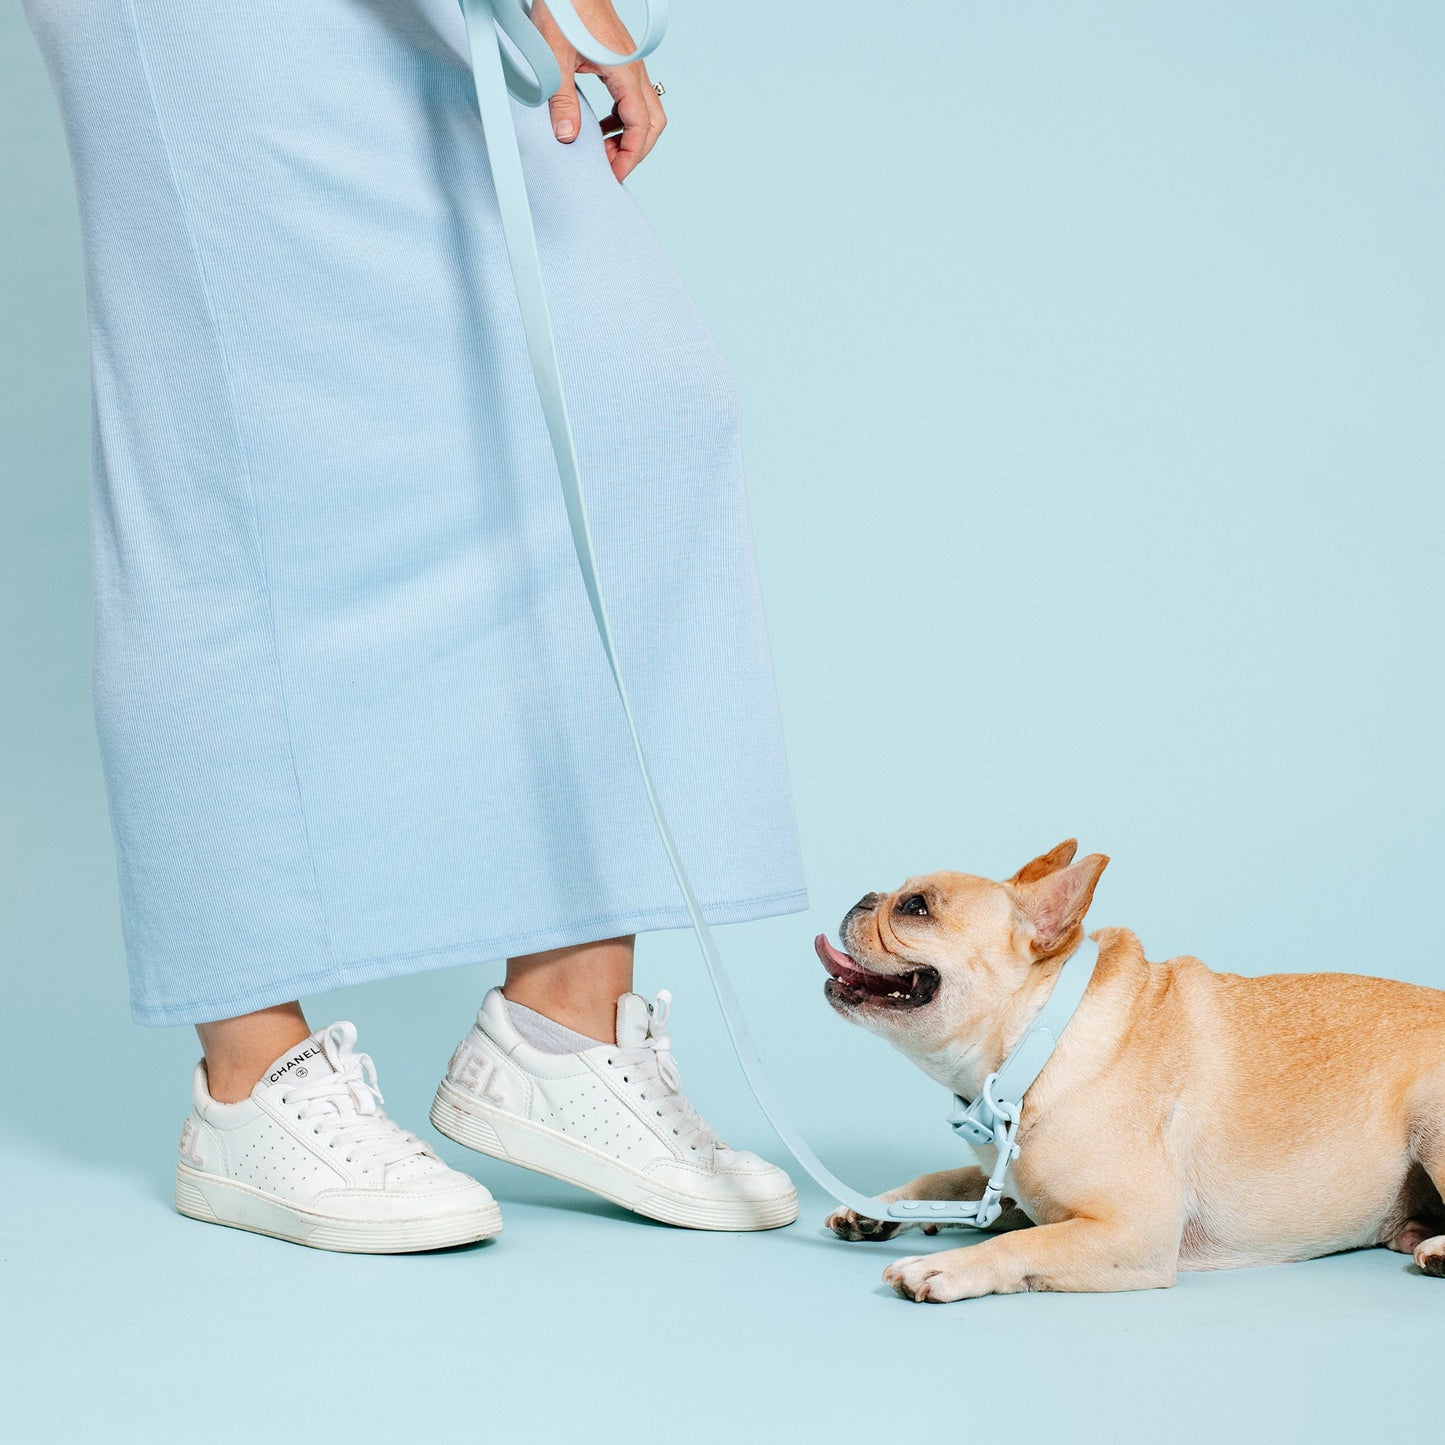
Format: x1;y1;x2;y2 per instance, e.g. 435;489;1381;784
174;1163;503;1253
430;1077;799;1232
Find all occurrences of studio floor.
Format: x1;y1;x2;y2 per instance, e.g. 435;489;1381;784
3;1015;1438;1445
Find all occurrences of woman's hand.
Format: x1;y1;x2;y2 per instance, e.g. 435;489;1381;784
530;0;666;181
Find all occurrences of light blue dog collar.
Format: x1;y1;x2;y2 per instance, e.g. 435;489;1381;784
459;0;1096;1232
930;938;1099;1226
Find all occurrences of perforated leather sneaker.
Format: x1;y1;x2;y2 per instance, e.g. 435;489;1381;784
174;1022;502;1252
430;988;798;1230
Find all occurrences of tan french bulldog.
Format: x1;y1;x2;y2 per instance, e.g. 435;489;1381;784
817;840;1445;1302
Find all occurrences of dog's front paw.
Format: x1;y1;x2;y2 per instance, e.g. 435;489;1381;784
883;1251;988;1303
827;1206;903;1242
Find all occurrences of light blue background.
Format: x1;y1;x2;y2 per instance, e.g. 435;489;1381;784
3;2;1442;1440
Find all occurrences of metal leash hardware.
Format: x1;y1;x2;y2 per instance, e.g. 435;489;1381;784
459;0;1012;1229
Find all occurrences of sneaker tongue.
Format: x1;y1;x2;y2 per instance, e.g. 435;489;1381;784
615;993;652;1047
255;1030;340;1095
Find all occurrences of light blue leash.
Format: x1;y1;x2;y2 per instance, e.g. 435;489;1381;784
458;0;1098;1229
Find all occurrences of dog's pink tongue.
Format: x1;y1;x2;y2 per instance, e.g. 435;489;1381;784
814;933;858;979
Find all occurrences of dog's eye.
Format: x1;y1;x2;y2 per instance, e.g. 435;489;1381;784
896;894;929;918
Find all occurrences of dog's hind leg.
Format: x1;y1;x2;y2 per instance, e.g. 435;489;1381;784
826;1167;1029;1241
1405;1104;1445;1278
1386;1219;1438;1256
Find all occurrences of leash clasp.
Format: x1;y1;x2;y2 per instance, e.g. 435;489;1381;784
944;1073;1023;1228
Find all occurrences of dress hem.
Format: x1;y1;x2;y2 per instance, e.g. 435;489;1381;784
129;885;810;1026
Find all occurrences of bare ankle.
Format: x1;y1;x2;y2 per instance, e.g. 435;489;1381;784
503;935;635;1044
196;1002;312;1103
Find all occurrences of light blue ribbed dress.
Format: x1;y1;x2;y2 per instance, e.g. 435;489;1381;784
23;0;808;1025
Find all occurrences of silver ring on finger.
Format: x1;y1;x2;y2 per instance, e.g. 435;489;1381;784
652;82;665;96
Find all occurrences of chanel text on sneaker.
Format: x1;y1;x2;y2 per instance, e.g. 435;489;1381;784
267;1043;325;1086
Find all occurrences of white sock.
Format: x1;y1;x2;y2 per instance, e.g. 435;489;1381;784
504;998;609;1054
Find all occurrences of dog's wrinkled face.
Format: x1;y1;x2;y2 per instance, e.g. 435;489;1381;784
816;840;1108;1085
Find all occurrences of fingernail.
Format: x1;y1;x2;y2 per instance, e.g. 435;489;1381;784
556;120;576;140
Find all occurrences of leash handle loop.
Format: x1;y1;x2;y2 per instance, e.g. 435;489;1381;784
460;0;992;1230
471;0;667;107
541;0;669;71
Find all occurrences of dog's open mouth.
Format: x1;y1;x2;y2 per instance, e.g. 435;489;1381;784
814;934;940;1009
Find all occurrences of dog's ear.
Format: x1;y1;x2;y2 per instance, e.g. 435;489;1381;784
1009;839;1078;885
1014;853;1108;958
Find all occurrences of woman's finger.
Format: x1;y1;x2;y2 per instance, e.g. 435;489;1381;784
640;65;667;138
548;68;582;143
529;1;583;144
599;71;655;181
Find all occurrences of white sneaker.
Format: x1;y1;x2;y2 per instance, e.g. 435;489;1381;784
174;1022;502;1252
430;988;798;1231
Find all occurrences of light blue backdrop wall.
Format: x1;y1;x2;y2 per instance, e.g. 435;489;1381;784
3;3;1442;1441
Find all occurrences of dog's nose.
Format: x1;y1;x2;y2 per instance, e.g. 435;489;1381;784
853;892;881;914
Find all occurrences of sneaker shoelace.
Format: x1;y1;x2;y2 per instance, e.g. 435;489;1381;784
609;991;721;1153
279;1023;434;1170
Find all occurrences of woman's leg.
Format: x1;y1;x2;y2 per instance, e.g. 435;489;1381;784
194;935;633;1105
502;935;634;1044
195;1001;312;1103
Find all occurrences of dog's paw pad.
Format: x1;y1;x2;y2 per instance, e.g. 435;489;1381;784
827;1207;901;1241
1414;1236;1445;1277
